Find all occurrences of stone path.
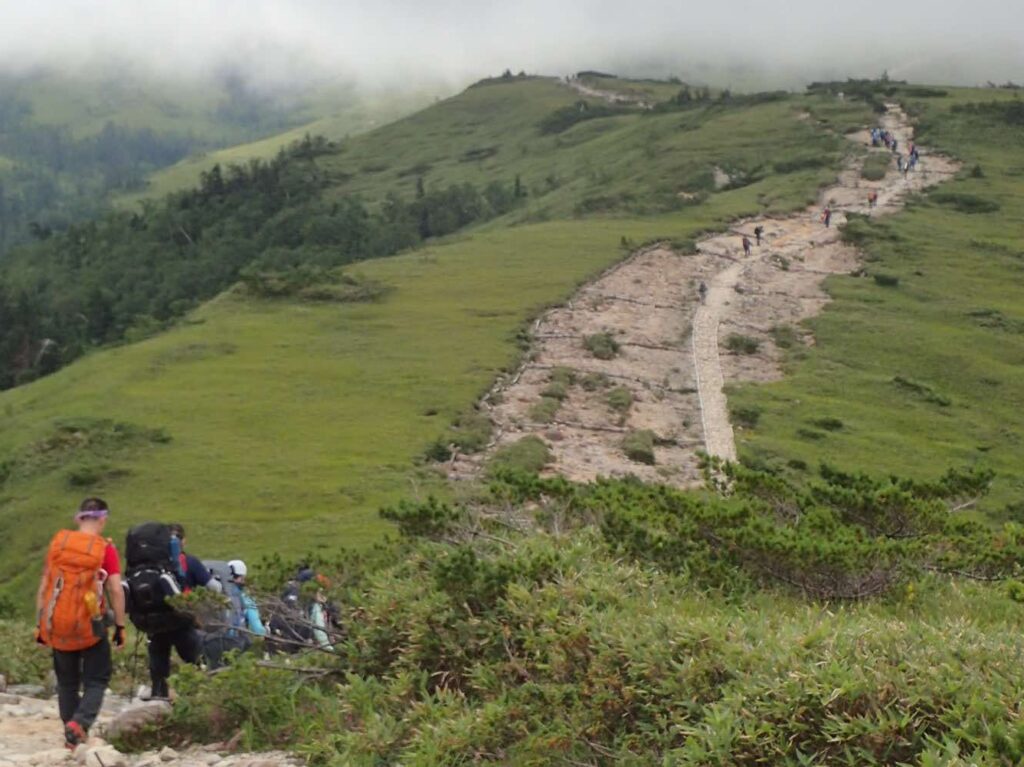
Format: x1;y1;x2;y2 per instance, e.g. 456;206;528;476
0;690;299;767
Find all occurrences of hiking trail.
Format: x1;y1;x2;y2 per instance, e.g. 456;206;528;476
0;687;299;766
452;104;958;485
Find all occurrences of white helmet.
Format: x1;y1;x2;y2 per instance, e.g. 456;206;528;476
228;559;248;579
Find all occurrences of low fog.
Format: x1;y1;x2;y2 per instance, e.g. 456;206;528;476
2;0;1022;92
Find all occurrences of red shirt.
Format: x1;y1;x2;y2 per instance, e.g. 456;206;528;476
102;542;121;576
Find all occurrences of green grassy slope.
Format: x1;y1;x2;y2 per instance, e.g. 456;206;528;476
0;78;874;604
729;86;1024;511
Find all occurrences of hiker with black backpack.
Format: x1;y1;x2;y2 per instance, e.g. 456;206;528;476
124;522;202;701
35;498;127;749
168;524;220;594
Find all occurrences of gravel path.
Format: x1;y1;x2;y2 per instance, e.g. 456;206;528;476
0;689;298;767
692;104;959;460
454;103;958;484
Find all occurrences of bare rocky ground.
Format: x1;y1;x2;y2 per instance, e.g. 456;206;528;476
453;105;958;485
0;687;298;767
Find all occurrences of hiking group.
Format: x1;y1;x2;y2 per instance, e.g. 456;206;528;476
871;125;921;176
34;498;336;749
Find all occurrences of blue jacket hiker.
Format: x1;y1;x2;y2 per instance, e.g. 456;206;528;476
228;560;267;636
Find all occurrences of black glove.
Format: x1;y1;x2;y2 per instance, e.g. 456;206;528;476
113;625;126;649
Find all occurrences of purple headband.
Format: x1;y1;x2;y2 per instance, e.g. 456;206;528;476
75;508;109;522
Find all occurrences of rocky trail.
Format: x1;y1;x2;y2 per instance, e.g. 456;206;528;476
454;104;958;485
0;686;298;767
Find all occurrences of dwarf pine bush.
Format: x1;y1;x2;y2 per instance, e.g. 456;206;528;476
101;463;1024;765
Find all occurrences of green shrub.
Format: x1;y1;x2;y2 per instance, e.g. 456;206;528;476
549;366;576;387
621;429;656;464
65;462;129;488
449;410;493;453
797;427;826;440
584;332;620;360
812;417;845;431
861;153;890;181
488;436;551;475
773;154;831;173
529;396;562;423
873;273;900;287
579;372;611;391
725;334;760;355
931;191;1001;214
770;325;799;349
731;405;762;429
541;381;569;401
606;386;633;415
893;375;952;407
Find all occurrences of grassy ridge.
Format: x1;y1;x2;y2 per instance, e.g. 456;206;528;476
316;78;866;220
729;86;1024;511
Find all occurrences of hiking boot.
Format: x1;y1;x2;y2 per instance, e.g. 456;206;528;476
150;680;170;700
64;720;87;750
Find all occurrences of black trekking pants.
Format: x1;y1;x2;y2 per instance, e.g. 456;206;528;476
52;636;112;732
147;626;202;690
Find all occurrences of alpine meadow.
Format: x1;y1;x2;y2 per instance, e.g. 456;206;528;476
2;18;1024;764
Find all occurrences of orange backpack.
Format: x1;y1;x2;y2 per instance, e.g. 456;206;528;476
37;530;107;652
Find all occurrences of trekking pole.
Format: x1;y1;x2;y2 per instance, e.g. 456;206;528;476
129;628;142;702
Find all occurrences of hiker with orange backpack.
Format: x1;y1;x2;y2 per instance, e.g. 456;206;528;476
35;497;126;749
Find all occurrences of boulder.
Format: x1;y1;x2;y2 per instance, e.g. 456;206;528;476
158;746;179;762
101;701;172;741
0;692;21;705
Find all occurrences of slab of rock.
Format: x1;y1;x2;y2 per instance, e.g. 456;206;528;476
101;701;172;741
0;692;21;705
0;672;6;691
158;747;179;762
7;684;46;697
27;748;72;765
84;746;127;767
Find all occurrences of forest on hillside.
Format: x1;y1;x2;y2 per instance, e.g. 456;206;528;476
0;90;203;251
0;132;524;389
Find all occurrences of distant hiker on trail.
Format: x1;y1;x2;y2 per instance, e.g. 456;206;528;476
742;236;752;256
698;281;708;304
868;191;878;209
139;524;221;700
124;522;202;701
754;225;764;246
36;498;127;750
821;206;832;228
200;559;267;669
896;155;903;173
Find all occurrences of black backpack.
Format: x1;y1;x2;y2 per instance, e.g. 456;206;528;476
124;523;190;635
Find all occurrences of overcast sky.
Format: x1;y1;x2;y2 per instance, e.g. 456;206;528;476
2;0;1022;90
